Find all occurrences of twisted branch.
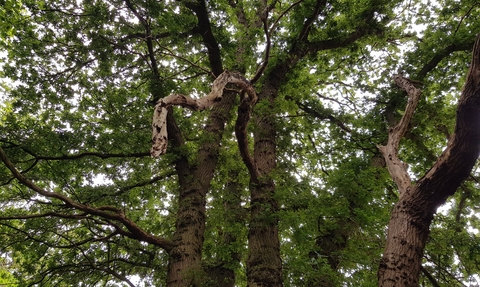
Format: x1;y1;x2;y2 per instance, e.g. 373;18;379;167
151;70;257;157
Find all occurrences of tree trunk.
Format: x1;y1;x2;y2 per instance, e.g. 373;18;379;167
167;92;236;287
378;34;480;287
378;188;434;287
247;79;283;287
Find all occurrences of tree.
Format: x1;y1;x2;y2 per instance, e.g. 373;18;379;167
1;0;479;286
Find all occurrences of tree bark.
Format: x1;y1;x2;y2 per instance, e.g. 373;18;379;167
378;34;480;287
246;77;283;287
166;91;237;287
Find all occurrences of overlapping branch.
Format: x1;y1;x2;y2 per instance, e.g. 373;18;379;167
0;146;175;252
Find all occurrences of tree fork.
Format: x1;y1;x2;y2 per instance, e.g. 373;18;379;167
378;34;480;287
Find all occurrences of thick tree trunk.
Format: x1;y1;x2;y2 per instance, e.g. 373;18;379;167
166;180;208;286
378;34;480;287
247;80;283;287
166;92;236;287
378;188;434;287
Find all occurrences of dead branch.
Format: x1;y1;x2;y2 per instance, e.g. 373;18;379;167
377;74;422;194
151;70;257;157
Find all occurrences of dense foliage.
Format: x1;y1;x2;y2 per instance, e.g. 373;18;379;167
0;0;479;286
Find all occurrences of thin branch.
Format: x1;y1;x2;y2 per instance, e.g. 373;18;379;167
32;151;150;161
94;267;136;287
156;43;214;78
453;3;479;37
0;211;87;221
295;100;352;133
268;0;304;35
297;0;327;43
250;5;271;84
0;146;175;252
420;266;442;287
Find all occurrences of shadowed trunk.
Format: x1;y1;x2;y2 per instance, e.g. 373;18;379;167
247;76;284;287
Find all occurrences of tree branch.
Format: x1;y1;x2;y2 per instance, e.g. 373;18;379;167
377;74;422;194
297;0;327;43
151;71;257;157
268;0;304;35
294;100;352;133
416;40;476;80
420;266;442;287
184;0;223;76
0;146;175;252
250;9;271;85
416;34;480;207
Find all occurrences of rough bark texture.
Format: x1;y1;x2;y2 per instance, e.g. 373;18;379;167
164;1;233;285
378;34;480;287
166;91;237;287
247;73;284;287
244;3;381;285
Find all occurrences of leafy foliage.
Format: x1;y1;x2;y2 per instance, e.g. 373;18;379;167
0;0;479;286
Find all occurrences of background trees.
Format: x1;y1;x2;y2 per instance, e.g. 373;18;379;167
0;0;479;286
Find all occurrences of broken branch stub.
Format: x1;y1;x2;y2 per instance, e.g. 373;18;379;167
151;70;257;157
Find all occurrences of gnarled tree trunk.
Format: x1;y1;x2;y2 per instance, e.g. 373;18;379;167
377;34;480;287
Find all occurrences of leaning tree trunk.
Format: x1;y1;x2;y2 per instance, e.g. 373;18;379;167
377;34;480;287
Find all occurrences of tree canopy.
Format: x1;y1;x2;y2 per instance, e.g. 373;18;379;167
0;0;479;286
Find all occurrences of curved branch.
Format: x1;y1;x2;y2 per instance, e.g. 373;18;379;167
151;71;257;157
297;0;327;43
453;3;479;37
0;147;175;252
250;14;271;85
417;34;480;206
235;92;260;183
268;0;304;35
416;40;475;80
